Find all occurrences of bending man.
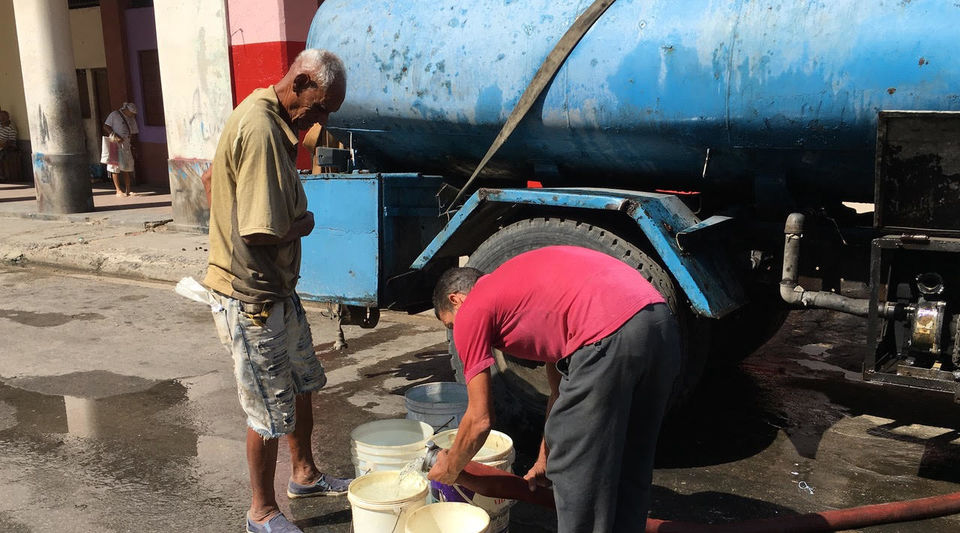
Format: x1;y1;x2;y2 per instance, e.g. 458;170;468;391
427;245;682;533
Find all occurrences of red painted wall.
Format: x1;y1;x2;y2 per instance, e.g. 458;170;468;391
229;40;313;169
229;40;305;104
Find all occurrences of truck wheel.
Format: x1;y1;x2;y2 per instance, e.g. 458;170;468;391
709;297;789;364
453;217;708;427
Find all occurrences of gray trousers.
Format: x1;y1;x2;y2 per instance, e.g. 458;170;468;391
545;303;682;533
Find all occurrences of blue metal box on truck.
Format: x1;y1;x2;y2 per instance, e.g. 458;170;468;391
298;172;449;312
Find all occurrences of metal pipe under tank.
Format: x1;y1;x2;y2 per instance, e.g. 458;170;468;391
779;213;898;318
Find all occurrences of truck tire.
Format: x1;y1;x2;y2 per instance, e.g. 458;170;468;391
451;217;708;427
709;297;789;364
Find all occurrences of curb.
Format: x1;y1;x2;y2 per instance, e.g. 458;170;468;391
0;209;176;231
0;241;207;284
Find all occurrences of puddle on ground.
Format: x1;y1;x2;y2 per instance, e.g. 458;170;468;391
0;371;247;530
0;372;196;452
799;343;832;356
7;370;156;399
0;308;105;327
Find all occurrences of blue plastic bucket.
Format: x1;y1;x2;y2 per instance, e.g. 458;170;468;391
404;382;469;432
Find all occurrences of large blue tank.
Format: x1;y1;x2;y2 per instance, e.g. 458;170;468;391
307;0;960;202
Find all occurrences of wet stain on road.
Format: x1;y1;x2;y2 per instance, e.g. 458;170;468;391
646;310;960;530
0;372;194;450
314;323;410;356
0;308;104;327
6;370;157;399
0;371;246;531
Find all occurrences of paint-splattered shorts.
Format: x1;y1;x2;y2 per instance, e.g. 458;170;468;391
211;292;327;439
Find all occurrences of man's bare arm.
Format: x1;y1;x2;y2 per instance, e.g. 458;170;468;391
523;362;561;489
241;211;315;246
201;167;213;207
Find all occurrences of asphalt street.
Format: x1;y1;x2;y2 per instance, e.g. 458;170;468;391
1;265;959;532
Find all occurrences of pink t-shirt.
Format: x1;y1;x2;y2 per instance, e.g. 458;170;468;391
453;246;666;382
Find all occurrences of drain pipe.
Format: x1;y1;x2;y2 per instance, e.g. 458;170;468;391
780;213;897;318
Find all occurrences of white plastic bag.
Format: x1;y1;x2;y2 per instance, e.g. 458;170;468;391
175;277;222;312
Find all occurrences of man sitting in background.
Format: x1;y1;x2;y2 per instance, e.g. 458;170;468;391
0;110;20;182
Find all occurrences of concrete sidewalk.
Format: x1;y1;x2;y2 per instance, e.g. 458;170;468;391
0;181;207;283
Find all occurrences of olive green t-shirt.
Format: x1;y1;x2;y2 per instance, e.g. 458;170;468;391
204;86;307;303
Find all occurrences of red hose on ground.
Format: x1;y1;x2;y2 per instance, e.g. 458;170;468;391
646;490;960;532
454;461;960;532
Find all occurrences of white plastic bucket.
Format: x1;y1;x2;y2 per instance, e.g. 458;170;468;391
429;429;515;533
348;471;429;533
404;382;469;431
351;419;434;477
404;502;490;533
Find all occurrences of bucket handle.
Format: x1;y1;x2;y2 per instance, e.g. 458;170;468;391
436;483;477;505
358;461;372;476
389;507;404;533
453;484;476;505
433;415;457;434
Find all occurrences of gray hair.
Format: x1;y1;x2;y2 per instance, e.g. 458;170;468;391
432;267;485;317
293;49;346;90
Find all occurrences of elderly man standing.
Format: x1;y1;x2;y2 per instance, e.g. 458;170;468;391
204;49;349;533
428;246;682;533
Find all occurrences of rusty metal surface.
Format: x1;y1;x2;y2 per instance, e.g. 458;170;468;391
875;111;960;233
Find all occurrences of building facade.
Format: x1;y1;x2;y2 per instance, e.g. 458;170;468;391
2;0;323;229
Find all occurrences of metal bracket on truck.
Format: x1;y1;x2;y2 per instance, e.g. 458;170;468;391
411;187;746;319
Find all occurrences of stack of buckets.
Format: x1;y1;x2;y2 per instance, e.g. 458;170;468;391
346;382;516;533
429;428;516;533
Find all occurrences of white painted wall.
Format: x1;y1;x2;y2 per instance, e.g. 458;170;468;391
154;0;233;160
70;7;107;164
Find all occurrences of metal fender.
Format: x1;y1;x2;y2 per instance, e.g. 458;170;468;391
411;188;744;319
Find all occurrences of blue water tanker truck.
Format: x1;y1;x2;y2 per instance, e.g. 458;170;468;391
298;0;960;416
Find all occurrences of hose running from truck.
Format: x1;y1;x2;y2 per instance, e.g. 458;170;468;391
454;460;960;532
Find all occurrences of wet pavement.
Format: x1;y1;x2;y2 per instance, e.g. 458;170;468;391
0;265;958;532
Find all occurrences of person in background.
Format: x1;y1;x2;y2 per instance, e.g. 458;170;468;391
429;246;683;533
102;102;138;196
204;49;350;533
0;110;19;182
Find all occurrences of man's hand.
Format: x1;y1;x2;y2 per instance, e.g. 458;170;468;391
294;211;315;237
427;449;460;485
523;456;551;491
201;166;213;207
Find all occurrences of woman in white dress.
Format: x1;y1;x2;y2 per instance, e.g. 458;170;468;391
102;102;139;197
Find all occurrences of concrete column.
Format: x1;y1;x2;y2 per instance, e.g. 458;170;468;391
13;0;93;213
155;0;234;231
